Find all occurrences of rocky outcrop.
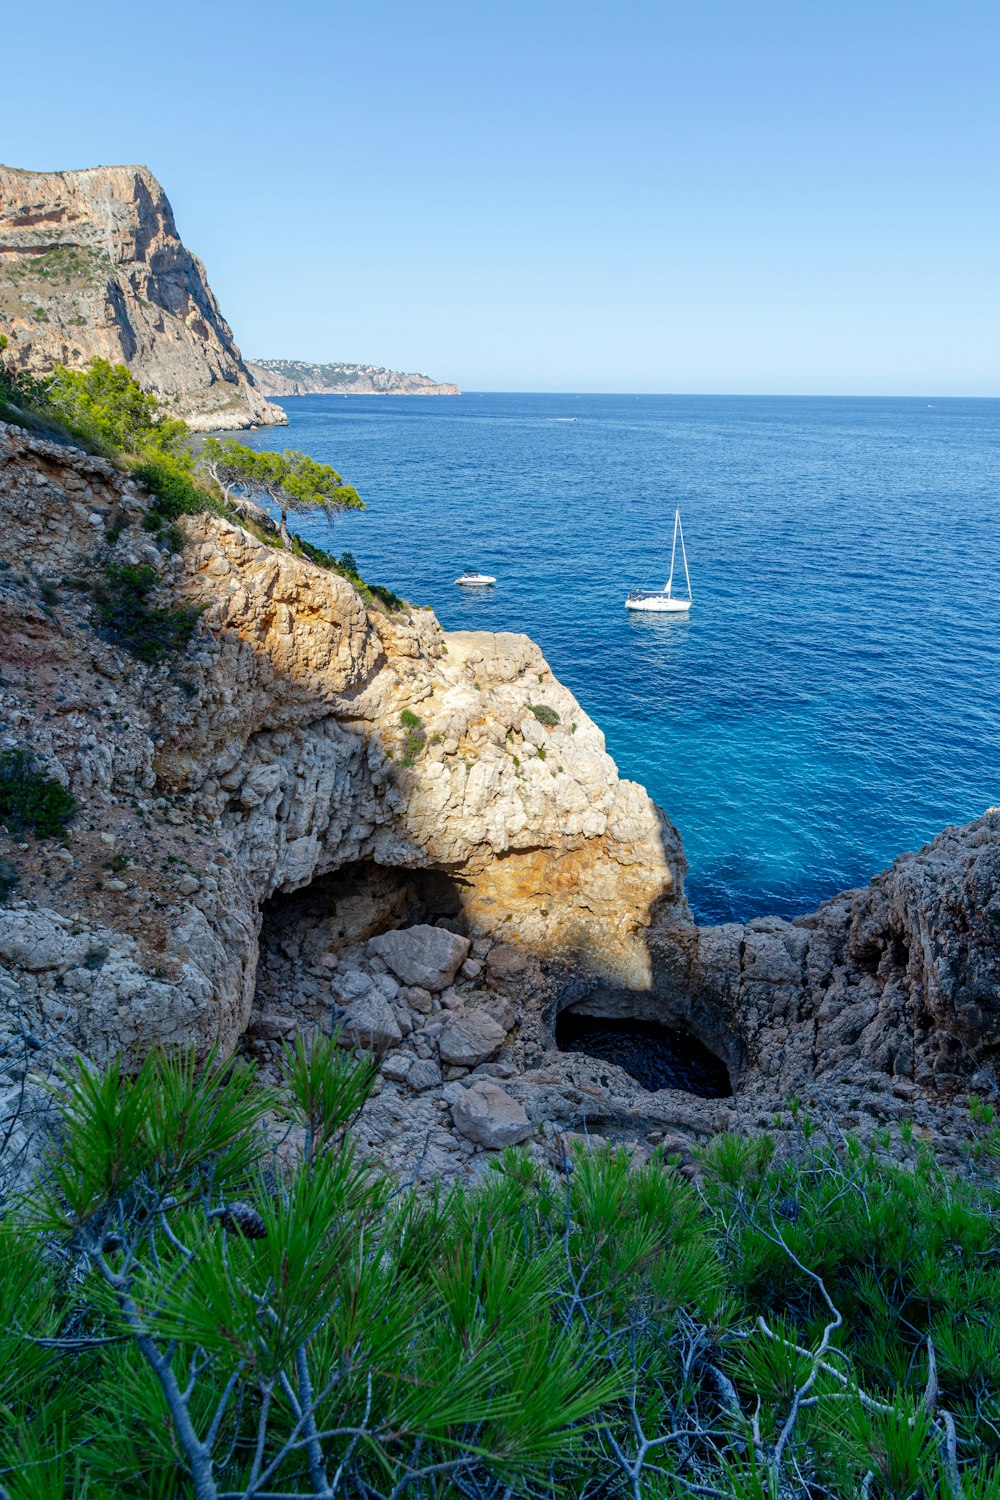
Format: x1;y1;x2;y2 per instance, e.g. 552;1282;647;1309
1;419;996;1188
248;359;460;397
648;815;1000;1106
0;418;679;1078
0;164;285;431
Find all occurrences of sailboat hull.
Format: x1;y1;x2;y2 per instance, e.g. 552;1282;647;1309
625;593;692;613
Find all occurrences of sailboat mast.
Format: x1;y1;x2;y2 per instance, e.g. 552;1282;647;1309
666;507;679;597
678;512;692;601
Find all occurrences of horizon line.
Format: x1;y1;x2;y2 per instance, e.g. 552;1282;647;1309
265;389;1000;401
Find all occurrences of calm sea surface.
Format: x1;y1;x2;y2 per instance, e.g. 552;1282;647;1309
238;393;1000;925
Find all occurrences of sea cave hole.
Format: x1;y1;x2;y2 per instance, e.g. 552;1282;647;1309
256;860;471;994
555;999;733;1099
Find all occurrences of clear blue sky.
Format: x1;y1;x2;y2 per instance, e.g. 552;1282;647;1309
4;1;998;394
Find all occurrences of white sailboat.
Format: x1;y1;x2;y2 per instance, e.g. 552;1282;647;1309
625;507;692;613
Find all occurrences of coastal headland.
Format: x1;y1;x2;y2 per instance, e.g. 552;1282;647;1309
248;358;460;397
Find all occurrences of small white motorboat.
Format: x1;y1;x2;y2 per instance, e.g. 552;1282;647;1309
625;507;693;613
455;568;496;588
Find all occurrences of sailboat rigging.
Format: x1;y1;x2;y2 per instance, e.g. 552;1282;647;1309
625;507;693;613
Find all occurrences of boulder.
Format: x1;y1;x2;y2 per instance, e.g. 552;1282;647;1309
485;944;531;981
337;989;402;1052
368;925;470;991
332;968;373;1003
438;1008;508;1067
406;1058;444;1092
452;1080;533;1149
401;985;433;1014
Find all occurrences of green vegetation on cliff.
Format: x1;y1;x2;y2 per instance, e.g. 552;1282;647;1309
0;343;404;612
0;748;76;838
0;1044;998;1499
201;437;364;547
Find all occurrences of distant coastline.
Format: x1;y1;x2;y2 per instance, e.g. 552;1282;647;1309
249;358;460;398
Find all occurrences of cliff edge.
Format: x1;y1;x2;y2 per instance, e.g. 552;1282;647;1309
0;419;680;1068
0;164;285;432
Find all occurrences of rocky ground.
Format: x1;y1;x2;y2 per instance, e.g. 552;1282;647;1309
246;899;732;1187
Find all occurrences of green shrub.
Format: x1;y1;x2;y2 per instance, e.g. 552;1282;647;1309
93;564;201;663
0;749;76;838
0;858;19;899
369;582;407;612
528;703;560;728
2;1052;997;1499
46;359;191;465
133;459;213;519
398;709;426;766
0;335;49;423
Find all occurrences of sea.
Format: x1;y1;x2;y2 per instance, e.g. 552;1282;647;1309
236;392;1000;927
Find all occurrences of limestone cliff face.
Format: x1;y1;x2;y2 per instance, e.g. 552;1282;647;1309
0;420;680;1070
249;359;460;397
0;165;285;432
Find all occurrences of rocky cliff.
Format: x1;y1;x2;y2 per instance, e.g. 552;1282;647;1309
0;420;679;1092
0;420;995;1185
249;359;460;397
0;164;285;432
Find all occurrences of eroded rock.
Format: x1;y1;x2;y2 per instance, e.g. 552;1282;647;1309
368;926;471;992
452;1080;533;1148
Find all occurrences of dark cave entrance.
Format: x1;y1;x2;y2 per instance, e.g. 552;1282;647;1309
259;860;471;958
555;1007;733;1098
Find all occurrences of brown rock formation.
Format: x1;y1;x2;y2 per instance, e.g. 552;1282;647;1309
648;815;1000;1105
0;164;285;431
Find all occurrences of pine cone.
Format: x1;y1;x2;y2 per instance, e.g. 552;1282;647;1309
218;1201;266;1239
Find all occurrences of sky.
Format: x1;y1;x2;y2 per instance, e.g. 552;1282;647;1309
3;0;999;394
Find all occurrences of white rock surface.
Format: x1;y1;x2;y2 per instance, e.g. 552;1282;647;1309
452;1080;533;1149
368;925;471;992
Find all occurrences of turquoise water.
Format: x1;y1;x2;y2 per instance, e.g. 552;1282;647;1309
239;393;1000;925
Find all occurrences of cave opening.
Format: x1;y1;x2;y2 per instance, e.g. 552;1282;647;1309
259;860;470;958
247;860;472;1059
555;1007;732;1098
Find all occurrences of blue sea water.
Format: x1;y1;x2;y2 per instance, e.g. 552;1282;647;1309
238;393;1000;926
